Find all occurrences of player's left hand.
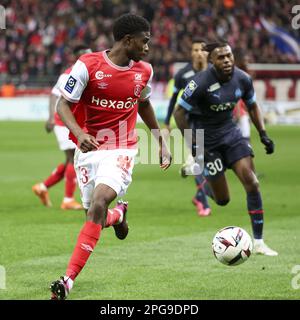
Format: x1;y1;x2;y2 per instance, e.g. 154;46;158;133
260;131;274;154
159;146;172;170
45;120;55;133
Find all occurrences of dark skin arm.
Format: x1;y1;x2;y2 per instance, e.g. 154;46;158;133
174;104;195;155
57;96;99;153
138;99;172;170
45;93;57;133
247;101;274;154
247;102;265;133
174;104;190;135
164;92;179;130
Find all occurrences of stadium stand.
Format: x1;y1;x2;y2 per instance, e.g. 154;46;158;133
0;0;299;87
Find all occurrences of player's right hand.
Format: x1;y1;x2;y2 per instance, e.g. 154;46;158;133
77;133;100;153
45;120;55;133
159;146;172;170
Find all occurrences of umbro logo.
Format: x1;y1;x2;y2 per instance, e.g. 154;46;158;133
80;243;93;252
98;82;108;89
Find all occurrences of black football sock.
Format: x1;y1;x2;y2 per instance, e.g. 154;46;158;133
195;175;214;200
247;191;264;239
195;175;210;208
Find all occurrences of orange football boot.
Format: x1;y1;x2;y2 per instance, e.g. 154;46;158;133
32;183;52;207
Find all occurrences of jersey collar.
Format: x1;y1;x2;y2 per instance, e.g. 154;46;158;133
103;50;134;71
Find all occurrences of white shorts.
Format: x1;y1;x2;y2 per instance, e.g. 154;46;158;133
74;148;138;209
54;125;76;151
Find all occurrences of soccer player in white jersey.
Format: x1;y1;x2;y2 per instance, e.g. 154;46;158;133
32;45;91;210
50;14;172;300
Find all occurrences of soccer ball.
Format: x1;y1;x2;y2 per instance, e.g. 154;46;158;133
212;226;253;266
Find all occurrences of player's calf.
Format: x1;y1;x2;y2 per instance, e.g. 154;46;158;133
87;198;109;226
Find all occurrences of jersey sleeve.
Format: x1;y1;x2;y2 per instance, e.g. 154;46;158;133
177;77;201;112
139;64;153;101
59;59;89;103
51;74;68;97
173;71;183;94
242;75;256;108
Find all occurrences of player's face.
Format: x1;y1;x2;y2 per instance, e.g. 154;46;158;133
211;45;234;76
191;42;208;65
126;31;150;62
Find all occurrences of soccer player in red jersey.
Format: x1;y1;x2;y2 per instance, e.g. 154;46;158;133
50;14;172;299
32;45;92;210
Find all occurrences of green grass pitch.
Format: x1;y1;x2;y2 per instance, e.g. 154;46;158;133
0;122;299;300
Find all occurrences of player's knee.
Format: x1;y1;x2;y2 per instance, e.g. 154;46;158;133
65;149;75;163
67;157;74;164
245;176;260;193
216;198;230;206
66;155;74;164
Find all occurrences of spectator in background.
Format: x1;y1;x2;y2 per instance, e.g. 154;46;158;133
1;0;298;85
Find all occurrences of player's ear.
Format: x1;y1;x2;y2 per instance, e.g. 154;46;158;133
123;34;133;47
209;51;216;64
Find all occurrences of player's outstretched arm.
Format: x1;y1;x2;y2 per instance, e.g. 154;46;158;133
164;92;179;131
45;93;57;133
57;97;99;153
174;104;190;135
247;102;274;154
138;100;172;170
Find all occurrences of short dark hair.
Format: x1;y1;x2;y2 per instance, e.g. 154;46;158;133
192;37;207;45
73;44;91;55
204;40;229;53
113;13;150;41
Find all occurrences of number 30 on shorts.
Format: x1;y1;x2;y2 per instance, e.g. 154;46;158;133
206;158;223;176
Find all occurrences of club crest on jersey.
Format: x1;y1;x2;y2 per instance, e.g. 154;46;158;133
235;88;242;99
134;73;142;81
134;84;143;97
183;80;198;97
95;71;112;80
64;76;77;94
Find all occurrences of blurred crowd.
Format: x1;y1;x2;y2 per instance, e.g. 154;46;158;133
0;0;299;87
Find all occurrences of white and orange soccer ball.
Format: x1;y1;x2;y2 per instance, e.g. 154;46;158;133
212;226;253;266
